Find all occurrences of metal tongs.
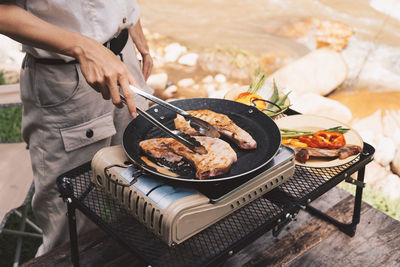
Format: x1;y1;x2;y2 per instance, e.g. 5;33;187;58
120;85;220;154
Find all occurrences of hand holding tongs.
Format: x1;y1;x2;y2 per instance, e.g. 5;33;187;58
119;85;220;154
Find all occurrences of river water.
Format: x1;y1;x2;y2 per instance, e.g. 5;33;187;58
138;0;400;119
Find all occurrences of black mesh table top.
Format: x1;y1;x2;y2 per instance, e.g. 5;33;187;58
57;143;374;267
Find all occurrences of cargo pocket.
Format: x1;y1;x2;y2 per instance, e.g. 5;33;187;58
60;113;116;152
34;63;81;108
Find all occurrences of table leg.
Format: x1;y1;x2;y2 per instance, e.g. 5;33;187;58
67;199;80;267
351;166;365;225
304;166;366;237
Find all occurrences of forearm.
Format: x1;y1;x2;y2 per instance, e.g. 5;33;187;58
0;4;89;59
128;19;150;56
128;19;153;80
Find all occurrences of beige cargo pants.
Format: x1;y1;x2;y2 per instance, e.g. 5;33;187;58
20;38;151;256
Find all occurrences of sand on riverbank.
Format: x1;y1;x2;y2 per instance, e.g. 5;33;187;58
330;89;400;120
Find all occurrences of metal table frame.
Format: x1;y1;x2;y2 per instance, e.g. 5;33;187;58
58;125;374;267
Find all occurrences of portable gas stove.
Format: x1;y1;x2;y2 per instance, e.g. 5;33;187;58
56;108;376;267
91;145;295;246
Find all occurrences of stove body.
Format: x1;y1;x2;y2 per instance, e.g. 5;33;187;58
91;145;294;246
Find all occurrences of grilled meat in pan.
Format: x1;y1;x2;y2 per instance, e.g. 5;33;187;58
287;144;362;163
139;136;237;179
174;110;257;150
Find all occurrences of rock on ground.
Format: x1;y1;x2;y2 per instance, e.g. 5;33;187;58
351;110;382;148
198;51;254;81
364;161;400;200
161;85;178;99
202;75;214;83
391;146;400;177
374;135;396;167
289;93;352;123
214;74;227;83
275;17;354;52
164;43;187;62
178;53;199;66
177;78;195;88
260;48;347;97
352;109;400;169
382;110;400;146
147;73;168;90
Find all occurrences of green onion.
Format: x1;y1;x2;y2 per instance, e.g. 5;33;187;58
248;68;266;94
263;104;291;116
280;126;350;138
323;126;350;134
276;91;291;106
267;79;279;108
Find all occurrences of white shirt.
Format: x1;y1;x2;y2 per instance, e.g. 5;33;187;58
16;0;140;60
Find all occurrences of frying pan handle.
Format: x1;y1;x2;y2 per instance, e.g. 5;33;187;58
128;85;191;117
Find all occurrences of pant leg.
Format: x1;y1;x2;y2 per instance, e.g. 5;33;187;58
20;53;115;255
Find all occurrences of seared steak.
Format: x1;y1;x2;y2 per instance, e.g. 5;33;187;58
139;136;237;179
174;110;257;149
338;145;363;159
138;138;183;163
287;144;362;163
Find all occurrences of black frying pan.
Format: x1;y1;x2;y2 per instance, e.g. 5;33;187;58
122;98;281;183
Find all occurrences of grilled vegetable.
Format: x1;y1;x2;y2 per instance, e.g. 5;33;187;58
311;131;346;149
280;126;349;138
283;130;346;149
237;71;291;116
282;138;308;147
234;92;267;109
281;126;349;149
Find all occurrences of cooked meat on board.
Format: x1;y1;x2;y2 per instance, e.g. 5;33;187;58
174;110;257;150
139;136;237;179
